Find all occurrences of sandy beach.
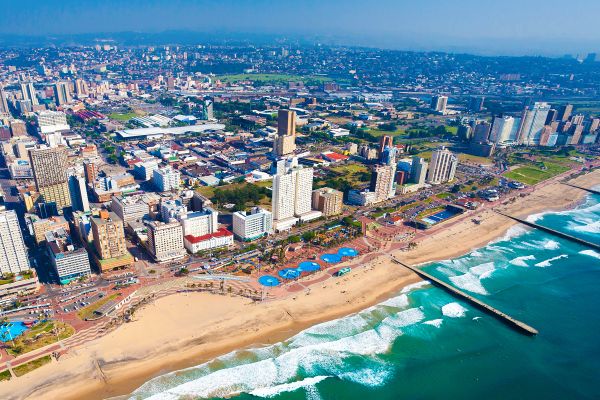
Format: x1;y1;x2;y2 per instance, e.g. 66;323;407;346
1;169;598;400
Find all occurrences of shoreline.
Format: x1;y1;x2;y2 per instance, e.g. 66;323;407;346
1;169;598;400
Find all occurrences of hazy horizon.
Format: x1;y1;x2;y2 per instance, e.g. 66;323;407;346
1;0;600;56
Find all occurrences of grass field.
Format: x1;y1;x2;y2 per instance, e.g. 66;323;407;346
458;153;493;165
6;321;74;357
78;293;120;320
216;73;333;84
13;355;52;377
365;127;406;137
0;369;11;381
329;163;370;185
108;112;139;121
504;162;570;185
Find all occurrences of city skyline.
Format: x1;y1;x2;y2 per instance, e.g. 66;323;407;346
1;0;600;56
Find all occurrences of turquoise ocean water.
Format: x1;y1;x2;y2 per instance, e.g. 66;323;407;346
130;193;600;400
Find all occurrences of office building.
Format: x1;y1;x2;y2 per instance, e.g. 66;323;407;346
53;81;72;105
74;79;88;97
557;104;573;122
36;110;69;134
91;210;127;260
490;116;520;144
9;119;27;137
31;215;70;244
232;207;273;241
430;95;448;113
20;82;39;105
147;220;186;262
153;166;181;192
0;86;9;115
83;158;101;184
370;164;396;203
111;195;149;224
0;209;31;274
518;102;551;145
160;199;188;222
410;156;428;185
29;146;72;212
427;147;458;184
45;228;91;284
312;187;343;217
68;175;90;212
273;109;297;156
178;208;218;237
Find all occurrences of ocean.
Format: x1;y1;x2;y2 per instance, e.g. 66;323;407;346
129;194;600;400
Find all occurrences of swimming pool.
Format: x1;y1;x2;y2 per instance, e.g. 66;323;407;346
338;247;359;257
0;321;28;342
298;261;321;272
421;208;461;225
258;275;281;287
320;253;342;263
278;268;301;280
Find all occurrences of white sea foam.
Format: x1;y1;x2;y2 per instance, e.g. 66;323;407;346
449;273;489;295
579;250;600;259
492;224;529;244
400;280;430;294
249;376;330;398
534;254;568;268
471;250;482;257
338;365;393;387
569;219;600;234
381;307;426;330
542;240;560;250
423;319;443;328
380;294;410;309
441;302;468;318
509;255;536;267
469;262;495;277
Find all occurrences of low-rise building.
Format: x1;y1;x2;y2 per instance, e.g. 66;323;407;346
232;207;273;241
184;228;234;253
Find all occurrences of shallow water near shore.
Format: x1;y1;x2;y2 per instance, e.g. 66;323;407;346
129;194;600;400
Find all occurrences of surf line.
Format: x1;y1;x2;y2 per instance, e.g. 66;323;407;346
390;256;539;336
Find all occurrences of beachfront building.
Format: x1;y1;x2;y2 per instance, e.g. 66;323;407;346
45;228;91;284
370;164;396;203
518;102;551;146
410;156;428;185
347;189;377;206
0;208;31;274
178;208;218;237
147;220;186;262
312;187;343;217
153;166;181;192
90;210;133;272
184;228;234;254
427;147;457;184
232;207;273;241
272;157;321;231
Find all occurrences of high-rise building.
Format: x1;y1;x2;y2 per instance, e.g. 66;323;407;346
178;208;218;237
0;86;10;115
74;79;88;97
369;164;396;203
232;207;273;241
90;210;127;260
272;158;320;230
45;228;91;283
457;124;473;142
111;195;149;224
472;121;491;142
0;208;31;274
147;220;186;262
273;109;297;156
29;146;72;212
410;157;428;185
202;98;214;120
378;135;393;154
468;97;485;112
430;95;448;113
557;104;573;123
153;166;181;192
20;82;39;105
53;81;72;105
489;116;521;144
36;110;70;134
83;158;101;185
518;102;551;145
312;187;343;217
68;175;90;212
427;147;458;184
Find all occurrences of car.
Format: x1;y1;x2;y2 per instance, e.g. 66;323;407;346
334;267;351;277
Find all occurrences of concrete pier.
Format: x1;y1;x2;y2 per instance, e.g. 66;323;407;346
495;211;600;251
391;257;539;336
561;182;600;196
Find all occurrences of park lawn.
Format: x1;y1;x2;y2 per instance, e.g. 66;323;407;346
108;112;139;121
504;162;570;185
458;153;493;165
0;369;11;381
13;355;52;377
77;293;121;320
6;321;74;357
330;163;369;175
365;127;406;137
436;192;453;199
216;73;333;84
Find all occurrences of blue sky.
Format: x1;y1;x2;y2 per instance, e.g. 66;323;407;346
2;0;599;55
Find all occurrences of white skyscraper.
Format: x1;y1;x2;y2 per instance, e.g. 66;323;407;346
490;116;521;145
0;208;31;274
271;158;321;231
518;102;551;146
427;147;458;184
20;82;39;106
